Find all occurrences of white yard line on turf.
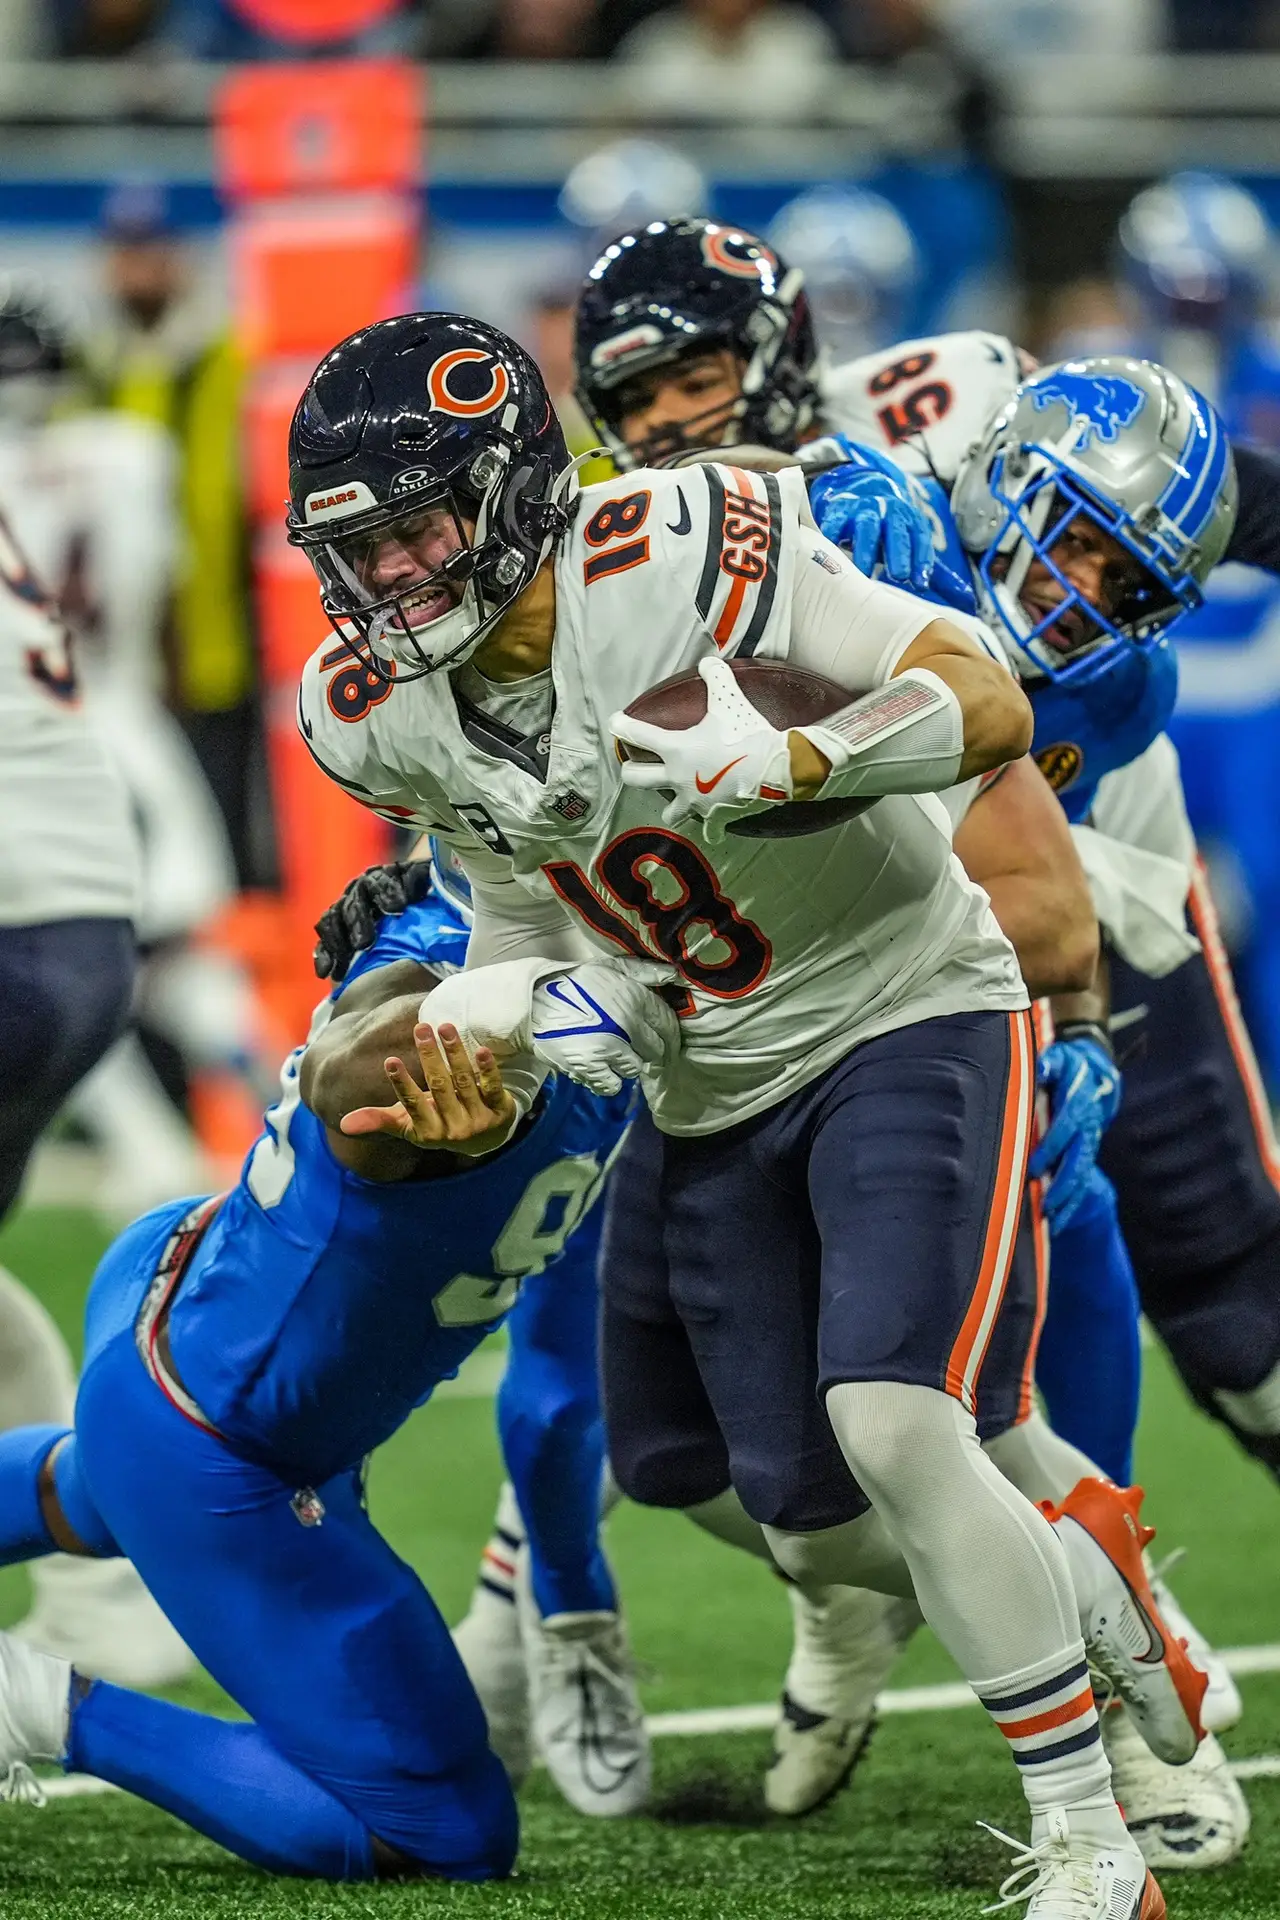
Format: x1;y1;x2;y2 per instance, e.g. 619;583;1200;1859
646;1644;1280;1739
39;1645;1280;1802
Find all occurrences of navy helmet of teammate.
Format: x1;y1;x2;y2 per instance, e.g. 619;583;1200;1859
573;216;821;470
287;314;580;682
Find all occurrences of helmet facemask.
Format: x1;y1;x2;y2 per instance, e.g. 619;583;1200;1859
580;266;816;473
292;419;582;682
975;449;1200;686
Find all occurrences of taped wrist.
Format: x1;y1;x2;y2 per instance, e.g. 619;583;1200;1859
797;668;964;800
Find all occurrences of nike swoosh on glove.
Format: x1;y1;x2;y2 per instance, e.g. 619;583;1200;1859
611;655;794;841
531;959;681;1097
806;441;935;590
1029;1033;1122;1228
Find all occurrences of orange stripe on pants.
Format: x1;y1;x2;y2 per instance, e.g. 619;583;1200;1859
1188;858;1280;1190
945;1008;1036;1415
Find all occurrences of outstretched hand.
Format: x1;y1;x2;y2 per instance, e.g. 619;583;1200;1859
340;1021;517;1155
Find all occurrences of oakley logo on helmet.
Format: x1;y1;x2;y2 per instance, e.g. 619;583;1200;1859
1029;373;1146;449
426;348;512;419
390;468;434;494
700;226;777;281
304;480;379;524
590;323;664;369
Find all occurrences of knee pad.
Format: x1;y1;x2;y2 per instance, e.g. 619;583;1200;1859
0;1424;71;1560
611;1432;729;1511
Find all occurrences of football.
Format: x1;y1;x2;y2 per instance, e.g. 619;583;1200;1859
618;657;877;839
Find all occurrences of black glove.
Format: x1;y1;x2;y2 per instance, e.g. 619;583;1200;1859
313;860;438;983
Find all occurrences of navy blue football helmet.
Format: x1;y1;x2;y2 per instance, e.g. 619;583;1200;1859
573;217;819;469
287;313;577;680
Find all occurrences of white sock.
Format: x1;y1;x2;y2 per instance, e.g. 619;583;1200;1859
470;1480;524;1615
984;1411;1105;1508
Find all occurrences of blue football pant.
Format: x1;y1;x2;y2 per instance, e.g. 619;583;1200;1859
1035;1169;1142;1486
0;1207;516;1882
499;1200;614;1619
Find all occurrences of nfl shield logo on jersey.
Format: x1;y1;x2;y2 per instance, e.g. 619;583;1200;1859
551;789;591;822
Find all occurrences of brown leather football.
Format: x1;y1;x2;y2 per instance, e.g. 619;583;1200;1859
619;658;876;839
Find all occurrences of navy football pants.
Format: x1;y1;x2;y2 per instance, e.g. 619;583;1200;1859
1102;864;1280;1465
603;1010;1040;1531
0;917;134;1221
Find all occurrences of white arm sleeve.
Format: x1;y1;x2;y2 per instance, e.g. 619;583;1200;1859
461;864;596;970
786;529;944;694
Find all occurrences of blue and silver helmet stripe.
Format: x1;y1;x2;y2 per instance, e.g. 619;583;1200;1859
1155;391;1230;543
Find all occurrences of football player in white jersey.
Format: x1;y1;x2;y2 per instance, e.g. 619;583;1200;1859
0;501;191;1688
0;282;265;1219
570;220;1246;1868
292;312;1214;1918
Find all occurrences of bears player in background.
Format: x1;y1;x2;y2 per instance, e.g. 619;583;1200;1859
291;310;1213;1920
0;863;654;1874
573;214;1280;1497
0;279;268;1219
0;499;191;1691
312;841;650;1818
570;220;1246;1867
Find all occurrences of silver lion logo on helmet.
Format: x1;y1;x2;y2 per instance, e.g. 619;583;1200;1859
1028;372;1146;449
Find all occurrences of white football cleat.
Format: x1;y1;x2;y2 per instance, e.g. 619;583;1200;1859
0;1629;72;1807
982;1808;1165;1919
452;1589;532;1788
1104;1704;1250;1872
12;1558;194;1690
1044;1480;1207;1766
517;1562;650;1817
765;1584;921;1816
1146;1556;1242;1734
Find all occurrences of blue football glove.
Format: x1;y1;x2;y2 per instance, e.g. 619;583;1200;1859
1029;1028;1122;1230
807;440;935;592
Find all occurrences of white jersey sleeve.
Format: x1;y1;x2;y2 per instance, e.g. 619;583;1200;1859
821;330;1026;481
1070;734;1199;978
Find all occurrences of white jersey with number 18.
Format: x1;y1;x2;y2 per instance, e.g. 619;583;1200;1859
299;461;1027;1136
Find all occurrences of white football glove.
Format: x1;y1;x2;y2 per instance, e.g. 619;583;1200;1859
611;655;794;841
531;959;681;1096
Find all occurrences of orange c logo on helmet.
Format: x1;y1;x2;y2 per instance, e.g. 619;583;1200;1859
700;226;776;280
426;349;511;419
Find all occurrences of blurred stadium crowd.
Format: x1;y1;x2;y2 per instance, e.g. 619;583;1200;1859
3;0;1280;1210
8;0;1280;62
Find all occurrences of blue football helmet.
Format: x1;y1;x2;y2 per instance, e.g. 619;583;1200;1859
559;139;708;243
767;184;921;365
1118;171;1274;339
951;355;1237;688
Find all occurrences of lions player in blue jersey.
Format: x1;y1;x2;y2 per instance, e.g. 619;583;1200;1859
314;845;650;1819
0;883;649;1876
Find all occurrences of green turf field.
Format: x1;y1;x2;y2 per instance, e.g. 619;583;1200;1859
0;1201;1276;1919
